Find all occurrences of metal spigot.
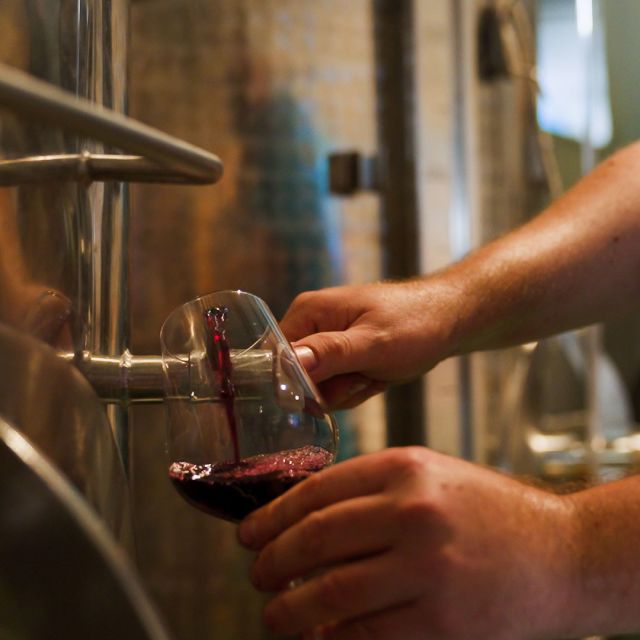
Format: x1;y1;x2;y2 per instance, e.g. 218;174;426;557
62;348;305;413
61;349;274;405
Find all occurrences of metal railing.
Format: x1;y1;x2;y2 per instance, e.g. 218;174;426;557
0;62;223;185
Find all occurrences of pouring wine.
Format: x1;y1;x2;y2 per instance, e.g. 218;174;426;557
160;290;338;524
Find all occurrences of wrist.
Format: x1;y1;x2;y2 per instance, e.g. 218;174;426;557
419;266;487;360
394;275;470;369
429;227;566;357
515;491;586;640
556;481;640;638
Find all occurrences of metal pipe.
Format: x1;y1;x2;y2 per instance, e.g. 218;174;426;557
374;0;426;447
62;349;275;405
0;153;217;185
0;61;223;184
450;0;474;461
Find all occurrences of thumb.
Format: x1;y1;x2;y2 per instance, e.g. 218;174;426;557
292;327;376;383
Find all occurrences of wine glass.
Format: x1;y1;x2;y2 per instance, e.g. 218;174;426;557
160;290;338;523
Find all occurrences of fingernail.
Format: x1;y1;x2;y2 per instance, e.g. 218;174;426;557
295;346;318;372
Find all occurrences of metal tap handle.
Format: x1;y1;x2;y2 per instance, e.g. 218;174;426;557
0;62;223;185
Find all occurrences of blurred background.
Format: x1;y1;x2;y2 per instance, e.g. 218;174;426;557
1;0;640;638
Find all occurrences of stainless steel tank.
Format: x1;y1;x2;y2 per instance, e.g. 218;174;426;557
0;1;387;638
0;0;135;542
0;0;219;637
0;327;171;640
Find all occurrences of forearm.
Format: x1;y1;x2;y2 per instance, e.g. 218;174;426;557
437;141;640;356
559;476;640;637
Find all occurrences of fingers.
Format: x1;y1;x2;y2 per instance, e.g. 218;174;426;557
262;552;422;637
316;374;387;410
283;289;392;395
295;344;388;409
294;345;320;372
250;494;395;590
238;452;390;550
291;326;379;383
280;288;354;342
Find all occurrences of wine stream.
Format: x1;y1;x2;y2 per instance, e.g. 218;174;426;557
204;306;240;463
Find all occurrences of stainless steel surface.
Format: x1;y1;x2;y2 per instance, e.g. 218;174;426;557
0;417;172;640
0;62;223;184
0;323;132;545
0;2;189;633
0;0;136;463
63;348;274;404
451;0;474;460
0;153;217;185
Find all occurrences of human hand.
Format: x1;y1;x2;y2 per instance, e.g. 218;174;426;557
237;447;580;640
281;280;462;409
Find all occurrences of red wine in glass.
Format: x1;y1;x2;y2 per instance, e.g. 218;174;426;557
169;445;333;523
